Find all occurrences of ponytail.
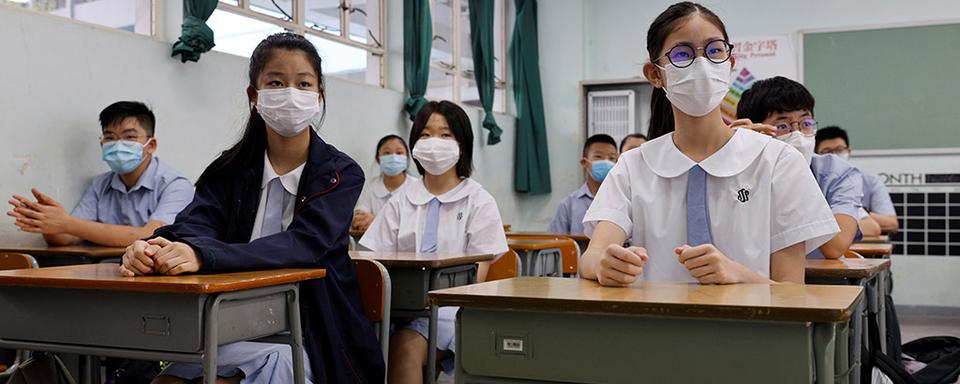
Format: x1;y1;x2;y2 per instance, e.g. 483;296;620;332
647;87;675;139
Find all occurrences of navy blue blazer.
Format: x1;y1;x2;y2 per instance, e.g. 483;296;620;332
154;131;385;383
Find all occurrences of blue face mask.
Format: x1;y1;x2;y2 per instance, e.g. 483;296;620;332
379;154;408;176
590;160;615;182
102;139;149;174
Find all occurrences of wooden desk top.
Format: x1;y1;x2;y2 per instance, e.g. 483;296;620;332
850;243;894;256
429;277;862;323
0;264;326;294
0;244;125;258
349;251;493;268
507;232;590;242
507;238;572;250
805;258;891;279
858;235;890;243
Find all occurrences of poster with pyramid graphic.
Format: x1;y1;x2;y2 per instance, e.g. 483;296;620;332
721;35;798;123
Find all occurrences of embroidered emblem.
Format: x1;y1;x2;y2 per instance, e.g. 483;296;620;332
737;188;750;203
457;212;463;220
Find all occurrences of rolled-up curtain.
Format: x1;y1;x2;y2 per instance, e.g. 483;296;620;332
403;0;433;120
171;0;218;63
468;0;502;145
511;0;551;194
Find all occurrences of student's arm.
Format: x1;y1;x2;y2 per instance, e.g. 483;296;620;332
580;221;648;286
866;176;900;232
42;233;83;246
769;242;805;284
859;214;882;237
63;219;166;247
819;214;858;259
871;213;899;233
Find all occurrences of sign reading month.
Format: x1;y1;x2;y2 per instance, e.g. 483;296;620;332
721;35;798;123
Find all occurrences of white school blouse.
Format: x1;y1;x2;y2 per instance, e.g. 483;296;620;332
249;152;305;242
583;128;839;283
354;175;417;215
359;178;509;260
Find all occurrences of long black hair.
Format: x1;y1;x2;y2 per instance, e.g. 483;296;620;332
197;32;326;186
646;2;729;140
408;101;474;178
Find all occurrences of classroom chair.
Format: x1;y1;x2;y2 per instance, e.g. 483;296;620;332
0;253;38;381
352;259;391;368
484;250;521;282
506;234;579;277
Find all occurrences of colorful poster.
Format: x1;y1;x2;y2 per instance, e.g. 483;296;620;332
721;35;798;123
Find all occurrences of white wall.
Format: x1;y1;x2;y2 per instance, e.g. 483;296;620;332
1;2;577;247
558;0;960;308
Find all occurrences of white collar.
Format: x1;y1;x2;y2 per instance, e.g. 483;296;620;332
639;128;770;178
261;151;306;195
575;183;594;199
371;174;414;198
406;177;481;205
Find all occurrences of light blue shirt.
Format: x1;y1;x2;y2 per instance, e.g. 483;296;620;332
549;183;594;234
861;171;896;216
808;154;864;258
71;156;194;227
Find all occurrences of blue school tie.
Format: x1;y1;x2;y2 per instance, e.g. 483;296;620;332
261;177;285;237
686;165;714;246
420;198;441;253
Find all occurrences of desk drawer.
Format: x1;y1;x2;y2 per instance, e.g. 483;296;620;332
458;309;816;383
0;287;204;353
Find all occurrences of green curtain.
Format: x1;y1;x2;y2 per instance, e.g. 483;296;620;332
171;0;218;63
468;0;502;145
403;0;433;120
511;0;551;194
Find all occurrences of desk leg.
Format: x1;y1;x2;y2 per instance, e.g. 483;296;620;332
203;296;221;384
287;288;306;384
878;270;888;354
813;323;836;384
850;286;865;384
79;355;97;384
425;305;439;384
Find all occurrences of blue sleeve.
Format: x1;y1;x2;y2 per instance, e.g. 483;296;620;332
148;177;195;225
70;181;101;222
825;163;864;221
173;162;363;272
867;175;896;216
548;196;570;233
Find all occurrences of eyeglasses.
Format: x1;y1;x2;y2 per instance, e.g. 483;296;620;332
656;39;733;68
819;145;849;155
773;119;818;136
100;134;148;144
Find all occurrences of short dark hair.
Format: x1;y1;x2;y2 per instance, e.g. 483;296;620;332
409;101;474;178
583;134;618;158
619;133;648;152
736;76;815;124
99;101;156;136
816;126;849;149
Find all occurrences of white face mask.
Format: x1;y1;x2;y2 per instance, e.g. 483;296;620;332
778;131;816;166
412;138;460;175
658;57;732;117
837;152;850;161
256;88;322;137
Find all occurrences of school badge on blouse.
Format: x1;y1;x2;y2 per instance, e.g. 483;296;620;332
737;188;750;203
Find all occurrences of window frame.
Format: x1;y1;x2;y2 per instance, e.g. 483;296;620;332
428;0;507;112
216;0;386;87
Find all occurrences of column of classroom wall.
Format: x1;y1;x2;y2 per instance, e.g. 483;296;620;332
0;1;592;245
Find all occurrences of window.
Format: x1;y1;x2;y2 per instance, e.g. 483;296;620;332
427;0;506;112
213;0;385;87
3;0;154;36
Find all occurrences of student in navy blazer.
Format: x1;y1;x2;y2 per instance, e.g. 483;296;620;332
121;33;384;384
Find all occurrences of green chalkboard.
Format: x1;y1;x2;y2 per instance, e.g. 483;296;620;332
803;23;960;150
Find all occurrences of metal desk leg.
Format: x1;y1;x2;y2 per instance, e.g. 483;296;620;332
425;305;439;384
203;295;220;384
878;271;888;354
813;323;836;384
287;288;306;384
79;355;97;384
849;289;865;384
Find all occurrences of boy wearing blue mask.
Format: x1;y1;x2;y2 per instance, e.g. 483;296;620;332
7;101;193;247
549;134;618;234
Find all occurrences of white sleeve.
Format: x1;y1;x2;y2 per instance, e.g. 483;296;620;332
465;193;509;262
358;197;400;251
354;181;374;213
769;148;840;254
582;160;633;238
